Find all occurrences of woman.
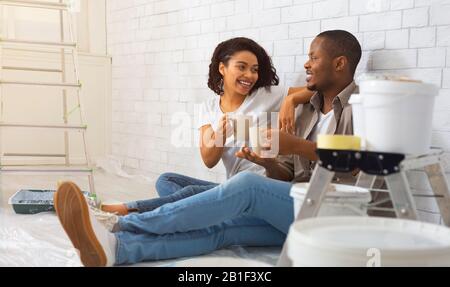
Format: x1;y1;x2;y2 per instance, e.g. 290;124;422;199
101;37;313;216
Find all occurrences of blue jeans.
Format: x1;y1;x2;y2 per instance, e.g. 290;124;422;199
125;172;218;213
115;171;294;265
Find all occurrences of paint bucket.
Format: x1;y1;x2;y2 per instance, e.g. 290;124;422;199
287;217;450;266
348;93;366;149
290;183;371;217
359;80;438;155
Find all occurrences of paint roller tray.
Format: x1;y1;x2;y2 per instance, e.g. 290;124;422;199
8;189;89;215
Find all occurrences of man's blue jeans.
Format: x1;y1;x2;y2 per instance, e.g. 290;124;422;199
125;172;218;213
115;171;294;265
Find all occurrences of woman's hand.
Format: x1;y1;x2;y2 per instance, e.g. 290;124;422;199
235;145;294;181
235;146;277;168
199;114;232;169
214;114;232;146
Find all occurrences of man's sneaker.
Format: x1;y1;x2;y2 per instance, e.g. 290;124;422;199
54;181;117;267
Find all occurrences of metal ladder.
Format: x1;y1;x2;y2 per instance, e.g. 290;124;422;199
277;148;450;266
0;0;96;198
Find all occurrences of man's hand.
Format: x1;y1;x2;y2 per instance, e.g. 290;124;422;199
262;129;300;156
263;129;318;161
279;87;314;134
278;95;296;134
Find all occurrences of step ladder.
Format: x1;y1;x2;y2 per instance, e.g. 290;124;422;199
277;148;450;266
0;0;96;200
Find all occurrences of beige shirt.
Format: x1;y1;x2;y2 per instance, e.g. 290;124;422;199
279;81;357;183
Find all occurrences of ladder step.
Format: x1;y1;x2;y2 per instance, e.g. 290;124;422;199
0;165;93;174
2;66;63;73
0;0;68;10
0;80;81;88
3;153;66;158
0;122;87;131
0;38;76;49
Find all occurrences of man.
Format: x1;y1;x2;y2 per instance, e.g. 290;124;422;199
54;30;362;266
236;29;359;183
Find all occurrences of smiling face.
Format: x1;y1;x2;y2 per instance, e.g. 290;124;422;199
219;50;259;97
304;37;336;92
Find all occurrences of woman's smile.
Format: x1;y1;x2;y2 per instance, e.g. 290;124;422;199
236;79;254;92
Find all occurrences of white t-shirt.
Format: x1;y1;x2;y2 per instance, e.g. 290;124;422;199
198;85;289;179
310;110;335;142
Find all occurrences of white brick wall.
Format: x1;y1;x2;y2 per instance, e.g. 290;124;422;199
402;7;428;27
107;0;450;224
359;11;402;31
385;29;409;49
410;27;436;48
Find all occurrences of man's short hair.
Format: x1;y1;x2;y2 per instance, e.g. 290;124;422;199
317;30;362;76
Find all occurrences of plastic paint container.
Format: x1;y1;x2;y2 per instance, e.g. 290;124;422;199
287;217;450;267
290;183;371;218
359;80;438;155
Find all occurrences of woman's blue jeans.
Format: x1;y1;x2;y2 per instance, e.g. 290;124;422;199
114;171;294;265
125;172;218;213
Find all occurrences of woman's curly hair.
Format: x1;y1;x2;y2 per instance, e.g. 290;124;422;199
208;37;279;95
